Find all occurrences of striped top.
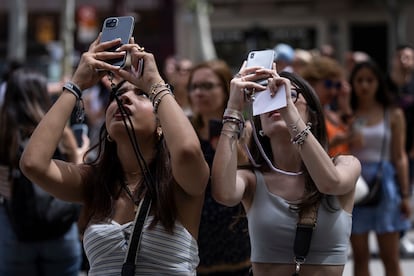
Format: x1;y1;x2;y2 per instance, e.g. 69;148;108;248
83;216;199;275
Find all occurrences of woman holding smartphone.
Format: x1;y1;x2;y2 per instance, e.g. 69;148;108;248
20;35;209;275
211;64;360;276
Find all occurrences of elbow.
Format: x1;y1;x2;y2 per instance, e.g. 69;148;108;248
175;140;205;165
318;175;342;195
19;150;43;180
211;178;238;207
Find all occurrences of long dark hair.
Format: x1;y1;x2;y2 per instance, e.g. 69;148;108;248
0;68;51;167
246;71;328;209
79;82;176;233
349;60;394;110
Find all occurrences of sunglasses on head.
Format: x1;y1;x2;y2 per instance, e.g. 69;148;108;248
324;79;342;90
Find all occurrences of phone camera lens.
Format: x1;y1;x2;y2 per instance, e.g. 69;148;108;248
250;53;255;59
106;18;118;28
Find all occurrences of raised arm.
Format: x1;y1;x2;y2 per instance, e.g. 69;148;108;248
211;65;267;207
20;36;125;202
269;75;361;197
116;43;209;197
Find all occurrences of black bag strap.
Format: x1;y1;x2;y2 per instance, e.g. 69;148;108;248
292;200;320;276
121;193;152;276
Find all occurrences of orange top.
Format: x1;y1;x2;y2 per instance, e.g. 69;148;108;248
325;119;350;157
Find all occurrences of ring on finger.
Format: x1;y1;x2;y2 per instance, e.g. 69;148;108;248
235;73;242;78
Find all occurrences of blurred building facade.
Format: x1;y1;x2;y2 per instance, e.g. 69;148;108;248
0;0;413;77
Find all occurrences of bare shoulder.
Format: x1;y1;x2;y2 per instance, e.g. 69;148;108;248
389;106;405;124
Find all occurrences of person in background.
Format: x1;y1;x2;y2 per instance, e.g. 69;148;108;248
0;60;22;107
0;68;83;276
188;59;251;275
344;51;371;78
300;56;353;157
163;56;193;116
387;44;414;256
273;43;294;73
19;35;209;275
292;48;313;75
349;60;411;276
211;63;360;275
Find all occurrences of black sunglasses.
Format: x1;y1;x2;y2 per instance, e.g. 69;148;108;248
188;82;221;92
324;79;342;90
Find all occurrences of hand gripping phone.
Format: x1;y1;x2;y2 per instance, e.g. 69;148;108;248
245;49;275;86
100;16;135;68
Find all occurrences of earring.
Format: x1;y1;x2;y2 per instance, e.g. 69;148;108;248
156;126;163;140
107;134;114;142
259;130;265;137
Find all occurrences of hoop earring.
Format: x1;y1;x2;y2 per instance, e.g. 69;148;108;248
107;134;114;142
259;130;265;137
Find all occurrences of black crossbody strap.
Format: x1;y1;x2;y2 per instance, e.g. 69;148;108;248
121;194;152;276
292;201;320;276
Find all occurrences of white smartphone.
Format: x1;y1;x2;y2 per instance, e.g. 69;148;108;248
245;49;275;86
100;16;135;68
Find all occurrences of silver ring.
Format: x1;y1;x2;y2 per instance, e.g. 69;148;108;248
235;73;242;78
243;88;250;94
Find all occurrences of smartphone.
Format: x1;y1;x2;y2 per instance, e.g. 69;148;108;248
245;49;275;86
72;124;88;147
100;16;135;68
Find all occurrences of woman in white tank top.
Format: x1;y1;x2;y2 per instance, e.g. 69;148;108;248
349;60;411;276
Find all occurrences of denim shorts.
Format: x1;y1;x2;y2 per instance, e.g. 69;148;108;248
352;161;411;234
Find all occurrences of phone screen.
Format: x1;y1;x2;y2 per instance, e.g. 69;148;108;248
100;16;135;68
245;50;275;86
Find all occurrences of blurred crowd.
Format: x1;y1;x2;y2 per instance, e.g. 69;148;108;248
1;36;414;276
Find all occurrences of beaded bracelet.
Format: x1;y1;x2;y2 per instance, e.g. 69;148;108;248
153;89;173;114
223;108;244;121
149;82;170;102
291;122;312;146
222;117;244;139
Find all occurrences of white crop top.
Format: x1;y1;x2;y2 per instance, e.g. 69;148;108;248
83;216;199;275
351;116;390;162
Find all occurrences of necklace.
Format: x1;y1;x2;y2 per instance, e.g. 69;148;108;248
122;184;140;213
